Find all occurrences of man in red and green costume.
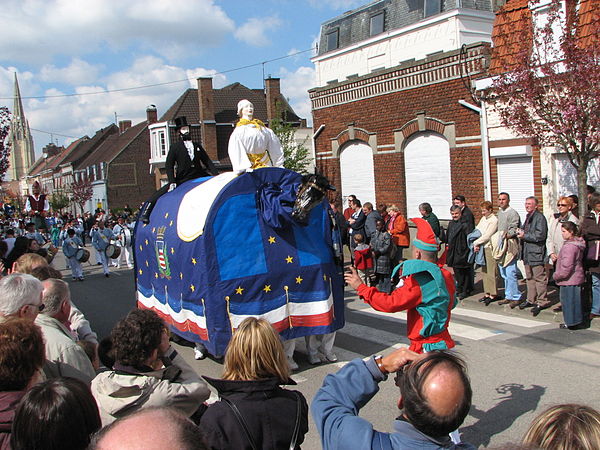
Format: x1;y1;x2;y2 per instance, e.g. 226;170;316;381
344;218;456;353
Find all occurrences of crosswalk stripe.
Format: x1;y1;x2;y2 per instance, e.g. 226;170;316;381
351;307;502;341
453;306;549;327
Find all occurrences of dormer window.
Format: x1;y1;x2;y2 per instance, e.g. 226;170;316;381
370;12;385;36
326;29;339;51
424;0;441;17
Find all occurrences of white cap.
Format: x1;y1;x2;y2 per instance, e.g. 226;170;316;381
237;99;252;116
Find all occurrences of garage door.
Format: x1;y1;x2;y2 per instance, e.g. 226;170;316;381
340;141;376;205
554;154;600;197
497;156;533;222
404;132;452;220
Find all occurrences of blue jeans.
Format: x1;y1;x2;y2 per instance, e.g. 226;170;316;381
499;259;521;301
591;273;600;315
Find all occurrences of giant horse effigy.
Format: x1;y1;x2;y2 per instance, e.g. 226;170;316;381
134;167;345;357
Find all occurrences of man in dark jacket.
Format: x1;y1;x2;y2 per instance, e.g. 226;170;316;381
363;202;382;243
581;192;600;319
139;116;219;223
517;196;549;315
447;206;472;299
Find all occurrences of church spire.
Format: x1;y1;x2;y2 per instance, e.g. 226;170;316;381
13;72;25;123
8;73;35;181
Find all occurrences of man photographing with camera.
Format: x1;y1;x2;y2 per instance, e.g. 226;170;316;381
312;348;474;449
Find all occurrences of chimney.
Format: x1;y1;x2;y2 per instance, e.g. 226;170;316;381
146;104;158;124
265;77;281;123
197;77;218;161
118;120;132;134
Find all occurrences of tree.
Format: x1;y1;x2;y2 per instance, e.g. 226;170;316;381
0;107;11;181
49;191;70;213
270;111;313;174
71;178;93;214
491;0;600;217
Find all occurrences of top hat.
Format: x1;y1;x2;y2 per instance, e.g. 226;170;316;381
173;116;189;129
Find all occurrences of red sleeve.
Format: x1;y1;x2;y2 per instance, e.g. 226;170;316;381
356;276;422;313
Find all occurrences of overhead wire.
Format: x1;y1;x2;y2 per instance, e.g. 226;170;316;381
0;47;316;101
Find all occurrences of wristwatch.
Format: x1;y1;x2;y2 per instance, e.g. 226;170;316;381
374;355;387;374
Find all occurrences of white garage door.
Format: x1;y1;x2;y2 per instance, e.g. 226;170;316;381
554;154;600;197
340;141;376;205
497;156;533;222
404;132;452;220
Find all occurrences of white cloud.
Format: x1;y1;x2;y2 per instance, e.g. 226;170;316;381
234;16;283;47
39;59;103;85
279;66;316;125
0;0;235;64
19;56;227;156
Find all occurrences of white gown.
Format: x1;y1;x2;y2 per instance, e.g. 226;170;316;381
228;122;284;174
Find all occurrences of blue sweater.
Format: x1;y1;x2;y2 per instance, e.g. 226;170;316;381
311;357;475;450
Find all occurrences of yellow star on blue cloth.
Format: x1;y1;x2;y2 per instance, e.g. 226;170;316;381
191;257;197;265
145;239;149;246
152;227;156;233
165;212;169;219
296;276;303;284
139;245;143;251
235;286;244;295
169;220;173;226
170;247;175;255
268;236;276;244
190;284;195;292
145;260;149;267
180;273;183;280
138;269;143;275
154;273;158;279
263;285;272;292
285;256;293;264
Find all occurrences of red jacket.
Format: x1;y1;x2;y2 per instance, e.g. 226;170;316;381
388;214;410;247
354;248;373;270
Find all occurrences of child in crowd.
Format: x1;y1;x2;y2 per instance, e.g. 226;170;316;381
353;233;373;286
62;228;84;281
50;224;60;247
553;221;586;329
371;218;394;293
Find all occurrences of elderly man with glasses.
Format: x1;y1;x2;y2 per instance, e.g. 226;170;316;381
0;273;44;324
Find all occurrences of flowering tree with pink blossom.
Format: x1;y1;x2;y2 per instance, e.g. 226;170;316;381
71;178;93;214
0;107;11;181
492;0;600;216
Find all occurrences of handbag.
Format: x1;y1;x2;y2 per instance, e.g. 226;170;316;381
586;240;600;261
223;391;303;450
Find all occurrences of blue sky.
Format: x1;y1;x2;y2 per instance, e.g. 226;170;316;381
0;0;364;157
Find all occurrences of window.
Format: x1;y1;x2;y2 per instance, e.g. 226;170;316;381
101;162;106;180
424;0;441;17
159;130;166;157
326;29;339;52
370;12;385;36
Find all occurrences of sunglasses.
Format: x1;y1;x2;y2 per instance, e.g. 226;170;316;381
557;204;568;207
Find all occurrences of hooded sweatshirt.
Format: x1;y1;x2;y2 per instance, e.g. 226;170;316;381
553;236;586;286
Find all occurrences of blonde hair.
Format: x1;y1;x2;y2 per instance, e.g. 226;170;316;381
388;204;400;214
222;317;290;382
14;253;48;274
523;404;600;450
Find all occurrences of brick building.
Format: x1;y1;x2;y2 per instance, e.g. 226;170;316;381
310;0;500;220
475;0;600;217
149;77;304;188
75;110;156;212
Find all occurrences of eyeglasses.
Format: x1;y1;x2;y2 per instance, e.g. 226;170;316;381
557;204;568;207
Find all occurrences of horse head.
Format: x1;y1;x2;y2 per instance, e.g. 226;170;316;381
291;173;335;222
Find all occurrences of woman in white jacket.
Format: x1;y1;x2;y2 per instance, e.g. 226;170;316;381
473;201;500;305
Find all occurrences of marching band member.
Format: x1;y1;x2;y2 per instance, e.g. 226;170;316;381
90;220;115;278
63;228;84;281
112;217;133;269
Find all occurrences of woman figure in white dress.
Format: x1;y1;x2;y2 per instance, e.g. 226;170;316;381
228;99;284;174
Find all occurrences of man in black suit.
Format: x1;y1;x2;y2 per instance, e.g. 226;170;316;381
140;116;219;224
